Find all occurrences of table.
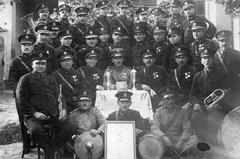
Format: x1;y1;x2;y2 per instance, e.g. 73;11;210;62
95;90;153;120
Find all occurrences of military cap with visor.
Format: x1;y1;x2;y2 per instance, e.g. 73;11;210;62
84;29;99;39
174;46;189;57
58;29;73;39
98;27;109;34
191;21;208;31
116;0;131;8
47;21;61;31
30;51;49;61
57;4;71;12
141;48;156;58
180;0;195;10
85;48;99;58
215;30;233;40
35;24;52;34
57;49;74;61
18;34;36;44
136;7;149;15
133;24;146;33
75;6;90;15
112;26;126;35
158;86;178;99
110;48;125;58
150;8;164;15
168;0;181;8
35;3;50;13
167;27;181;36
95;1;109;9
153;25;166;33
200;49;215;58
77;89;94;101
115;91;133;102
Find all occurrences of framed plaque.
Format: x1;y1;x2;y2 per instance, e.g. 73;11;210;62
105;121;136;159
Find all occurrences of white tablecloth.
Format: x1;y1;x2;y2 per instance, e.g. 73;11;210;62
95;90;153;120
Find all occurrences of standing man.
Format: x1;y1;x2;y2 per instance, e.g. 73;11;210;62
16;51;78;159
136;48;168;112
34;24;58;73
111;0;134;47
214;30;240;110
180;0;217;46
91;1;111;33
52;50;87;113
71;6;90;51
57;4;72;30
8;34;36;155
150;8;166;28
166;0;185;29
35;3;51;25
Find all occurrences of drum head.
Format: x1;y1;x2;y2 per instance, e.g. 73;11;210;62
74;131;103;159
138;135;164;159
221;106;240;158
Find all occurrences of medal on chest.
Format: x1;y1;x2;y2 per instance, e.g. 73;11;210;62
185;72;191;79
72;75;78;82
122;72;127;79
156;47;161;53
93;73;99;80
153;72;159;79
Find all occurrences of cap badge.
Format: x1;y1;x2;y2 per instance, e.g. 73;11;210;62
39;53;43;57
155;9;158;12
136;26;139;29
147;49;150;52
42;4;45;8
222;31;225;36
102;2;105;5
185;2;188;5
124;92;127;97
64;52;67;55
117;49;120;52
178;48;181;51
91;50;95;53
166;88;170;93
204;50;208;53
193;22;196;26
118;27;121;30
80;7;83;10
83;91;87;95
44;26;47;30
123;1;126;4
63;5;66;8
101;28;104;31
156;27;159;30
53;22;56;26
66;30;70;34
90;31;93;34
142;8;145;11
25;35;29;39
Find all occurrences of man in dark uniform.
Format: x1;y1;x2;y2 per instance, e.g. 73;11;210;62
189;49;229;155
136;7;154;45
189;21;219;72
35;3;52;25
16;51;78;159
91;1;111;33
180;0;217;46
52;50;87;113
110;26;132;67
70;6;90;51
8;34;36;155
76;48;104;94
150;8;166;28
214;30;240;110
56;4;72;31
168;46;196;110
78;29;107;71
136;48;168;112
166;0;185;29
34;24;58;73
132;24;152;71
56;29;79;69
111;0;134;47
47;21;61;48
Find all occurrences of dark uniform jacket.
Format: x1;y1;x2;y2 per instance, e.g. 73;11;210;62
91;15;111;33
78;46;107;71
97;41;111;66
33;43;58;73
76;65;103;93
168;65;196;98
189;38;219;72
111;15;134;47
49;38;61;48
16;72;67;118
136;65;168;94
52;68;87;106
153;41;169;66
59;19;72;31
70;23;88;51
107;109;145;130
8;54;32;97
110;42;132;67
131;41;152;71
137;21;154;45
180;14;217;46
166;14;185;28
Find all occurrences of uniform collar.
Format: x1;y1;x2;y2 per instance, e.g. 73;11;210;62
32;71;45;77
60;68;74;74
118;109;131;117
136;41;145;47
112;65;124;72
22;53;31;58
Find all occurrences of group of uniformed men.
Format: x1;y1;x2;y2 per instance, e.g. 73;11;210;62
7;0;240;158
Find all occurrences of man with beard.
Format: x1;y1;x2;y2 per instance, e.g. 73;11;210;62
47;21;61;48
34;24;58;73
16;51;78;159
8;34;36;155
136;48;168;112
71;6;90;51
166;0;185;29
214;30;240;111
35;3;52;25
91;1;111;33
57;4;72;30
136;7;154;45
103;48;132;90
180;0;217;46
52;50;87;113
111;0;134;47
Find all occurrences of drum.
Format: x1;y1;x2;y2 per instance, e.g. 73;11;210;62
74;131;104;159
138;133;165;159
221;106;240;158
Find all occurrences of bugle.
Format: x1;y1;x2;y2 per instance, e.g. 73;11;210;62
20;13;36;36
204;89;230;107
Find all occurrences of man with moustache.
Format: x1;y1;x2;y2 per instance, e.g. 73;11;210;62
150;8;166;28
71;6;90;51
57;4;72;30
47;21;61;48
16;51;78;159
91;1;111;33
166;0;185;29
111;0;134;47
35;3;52;25
8;34;36;155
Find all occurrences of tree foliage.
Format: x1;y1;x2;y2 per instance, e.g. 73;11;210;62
210;0;240;17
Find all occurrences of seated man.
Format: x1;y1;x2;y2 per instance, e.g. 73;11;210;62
103;48;133;90
16;51;78;159
151;86;198;156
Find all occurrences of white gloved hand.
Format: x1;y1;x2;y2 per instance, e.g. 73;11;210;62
149;89;156;97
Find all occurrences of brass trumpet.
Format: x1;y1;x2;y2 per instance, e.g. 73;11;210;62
204;89;230;107
20;13;36;36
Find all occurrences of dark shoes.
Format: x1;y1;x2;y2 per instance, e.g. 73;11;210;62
22;148;31;154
